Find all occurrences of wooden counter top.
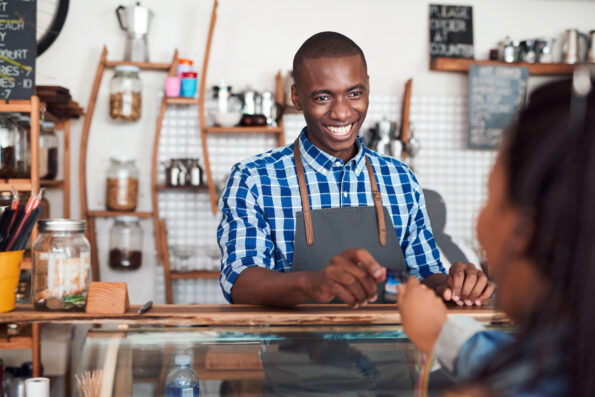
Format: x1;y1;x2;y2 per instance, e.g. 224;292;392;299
0;304;509;326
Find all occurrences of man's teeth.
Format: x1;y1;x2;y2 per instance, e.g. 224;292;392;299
326;124;352;136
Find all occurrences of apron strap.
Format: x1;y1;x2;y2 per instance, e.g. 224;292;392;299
293;138;387;247
365;156;387;246
293;139;315;245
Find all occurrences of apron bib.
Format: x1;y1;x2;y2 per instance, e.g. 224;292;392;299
290;139;407;303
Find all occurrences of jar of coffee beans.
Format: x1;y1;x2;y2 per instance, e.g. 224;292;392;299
106;157;139;211
109;65;142;121
109;216;143;270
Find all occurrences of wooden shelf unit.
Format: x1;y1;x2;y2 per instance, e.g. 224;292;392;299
156;184;208;192
80;46;183;284
205;126;284;134
429;57;588;75
0;96;44;378
104;60;171;71
0;324;33;350
165;97;199;105
197;0;285;215
40;179;65;188
87;210;153;218
170;270;220;280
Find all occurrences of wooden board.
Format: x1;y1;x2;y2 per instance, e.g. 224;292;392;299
0;304;509;326
86;282;130;314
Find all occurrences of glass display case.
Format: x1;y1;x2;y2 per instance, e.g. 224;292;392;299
75;324;508;396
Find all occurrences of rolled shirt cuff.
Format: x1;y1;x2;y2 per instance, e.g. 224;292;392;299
433;315;485;373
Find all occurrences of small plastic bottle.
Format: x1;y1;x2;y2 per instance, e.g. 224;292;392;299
165;355;199;397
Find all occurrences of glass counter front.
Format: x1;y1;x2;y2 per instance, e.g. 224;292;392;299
76;324;507;396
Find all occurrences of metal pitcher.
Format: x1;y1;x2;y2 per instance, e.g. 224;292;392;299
242;88;262;116
116;2;153;62
261;91;284;126
562;29;588;64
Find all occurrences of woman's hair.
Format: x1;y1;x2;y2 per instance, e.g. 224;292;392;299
487;76;595;395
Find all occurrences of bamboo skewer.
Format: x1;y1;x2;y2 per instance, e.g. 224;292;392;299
75;369;103;397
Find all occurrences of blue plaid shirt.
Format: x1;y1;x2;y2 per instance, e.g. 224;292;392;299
217;128;444;303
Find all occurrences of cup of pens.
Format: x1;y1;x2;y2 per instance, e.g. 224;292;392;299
0;189;44;313
0;250;25;313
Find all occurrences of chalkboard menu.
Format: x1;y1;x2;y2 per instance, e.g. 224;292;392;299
0;0;36;100
468;65;528;149
429;4;473;59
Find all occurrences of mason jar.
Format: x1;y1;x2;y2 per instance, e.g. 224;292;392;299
39;121;58;180
109;216;143;270
0;114;17;178
32;219;91;311
106;157;139;211
109;65;142;121
0;190;12;207
15;114;30;178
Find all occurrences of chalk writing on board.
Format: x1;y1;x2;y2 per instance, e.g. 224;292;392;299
468;65;528;149
429;4;473;59
0;0;36;100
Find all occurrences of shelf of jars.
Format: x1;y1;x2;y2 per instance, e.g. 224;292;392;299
170;270;220;280
429;57;587;75
87;210;153;218
0;179;64;190
0;100;36;113
104;60;171;71
204;126;284;134
156;184;208;192
0;324;33;350
165;97;199;105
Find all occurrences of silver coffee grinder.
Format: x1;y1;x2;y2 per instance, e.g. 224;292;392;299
116;2;153;62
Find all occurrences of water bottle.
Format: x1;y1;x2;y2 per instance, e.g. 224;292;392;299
165;355;199;397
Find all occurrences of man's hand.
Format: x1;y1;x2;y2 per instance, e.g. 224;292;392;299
303;248;386;308
437;262;495;306
398;277;447;355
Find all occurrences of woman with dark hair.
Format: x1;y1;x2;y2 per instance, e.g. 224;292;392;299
398;72;595;396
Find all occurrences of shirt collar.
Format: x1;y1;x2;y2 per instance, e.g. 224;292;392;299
298;127;367;176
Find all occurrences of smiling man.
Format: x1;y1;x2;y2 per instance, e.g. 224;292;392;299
217;32;493;307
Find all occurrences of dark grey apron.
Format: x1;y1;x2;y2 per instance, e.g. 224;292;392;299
291;139;407;303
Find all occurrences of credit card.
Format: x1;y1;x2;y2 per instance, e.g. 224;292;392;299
384;269;409;302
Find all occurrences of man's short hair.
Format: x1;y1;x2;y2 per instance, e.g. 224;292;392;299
292;31;367;85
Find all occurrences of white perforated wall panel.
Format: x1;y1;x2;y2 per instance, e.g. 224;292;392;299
154;95;495;304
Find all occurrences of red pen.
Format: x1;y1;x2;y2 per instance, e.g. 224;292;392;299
6;189;42;251
7;186;20;233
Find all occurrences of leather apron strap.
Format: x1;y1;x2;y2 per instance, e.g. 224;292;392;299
293;138;387;247
365;155;387;246
293;139;315;245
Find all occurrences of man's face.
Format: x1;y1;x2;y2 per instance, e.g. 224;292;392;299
291;55;369;161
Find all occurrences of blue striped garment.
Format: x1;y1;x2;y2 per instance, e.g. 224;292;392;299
217;128;444;303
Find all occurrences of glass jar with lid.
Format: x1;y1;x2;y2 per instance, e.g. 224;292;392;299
0;114;18;178
106;157;139;211
39;121;58;180
109;216;143;270
14;114;30;178
110;65;142;121
0;190;12;207
32;219;91;311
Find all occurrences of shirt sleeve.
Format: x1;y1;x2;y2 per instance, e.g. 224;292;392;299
217;165;275;303
402;171;445;279
434;315;514;380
